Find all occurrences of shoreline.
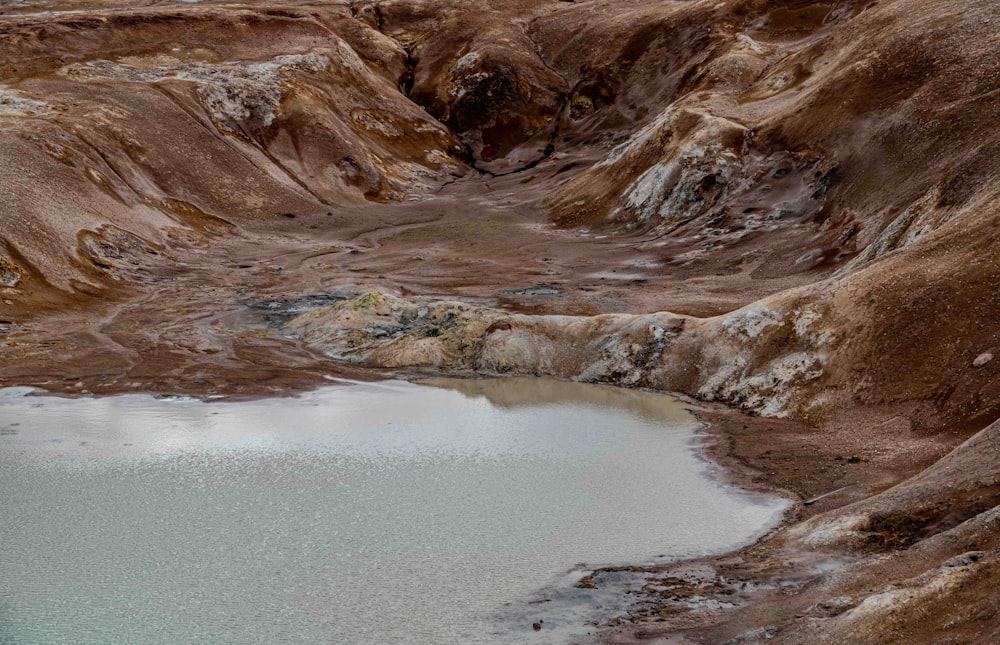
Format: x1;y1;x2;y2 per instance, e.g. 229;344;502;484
0;369;870;630
1;344;992;643
1;373;791;644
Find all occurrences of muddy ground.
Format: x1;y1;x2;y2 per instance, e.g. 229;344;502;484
1;0;999;642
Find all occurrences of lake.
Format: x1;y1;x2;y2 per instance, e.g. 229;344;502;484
0;377;785;644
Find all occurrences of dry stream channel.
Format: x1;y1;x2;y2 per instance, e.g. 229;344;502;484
0;377;786;644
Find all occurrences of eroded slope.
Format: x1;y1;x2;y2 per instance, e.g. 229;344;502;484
0;0;998;643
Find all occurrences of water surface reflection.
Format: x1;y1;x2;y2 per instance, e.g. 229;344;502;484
0;379;785;644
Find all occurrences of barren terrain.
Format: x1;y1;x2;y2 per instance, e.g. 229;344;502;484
1;0;998;642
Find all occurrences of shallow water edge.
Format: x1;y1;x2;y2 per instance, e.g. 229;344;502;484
0;377;788;644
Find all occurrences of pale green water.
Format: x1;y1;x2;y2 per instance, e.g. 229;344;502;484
0;378;785;644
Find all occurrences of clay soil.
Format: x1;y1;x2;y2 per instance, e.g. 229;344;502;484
1;0;999;643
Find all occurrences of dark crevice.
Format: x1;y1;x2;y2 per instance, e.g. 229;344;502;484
347;0;384;31
433;174;465;193
347;0;412;95
400;41;416;96
467;22;570;178
345;0;566;182
453;136;494;177
483;93;571;179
